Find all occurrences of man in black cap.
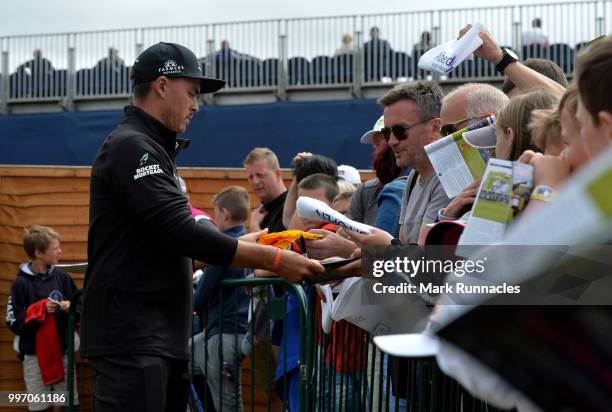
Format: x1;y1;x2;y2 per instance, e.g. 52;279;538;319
80;42;324;411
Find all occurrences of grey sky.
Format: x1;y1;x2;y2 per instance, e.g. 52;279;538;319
2;0;567;37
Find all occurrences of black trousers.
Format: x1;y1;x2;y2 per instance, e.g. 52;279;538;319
89;354;189;412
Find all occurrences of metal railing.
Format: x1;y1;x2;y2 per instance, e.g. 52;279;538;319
1;0;609;109
64;277;510;411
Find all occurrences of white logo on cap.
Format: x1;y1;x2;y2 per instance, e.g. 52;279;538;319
159;59;185;75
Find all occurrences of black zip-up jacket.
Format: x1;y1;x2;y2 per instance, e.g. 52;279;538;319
81;105;238;360
6;264;77;357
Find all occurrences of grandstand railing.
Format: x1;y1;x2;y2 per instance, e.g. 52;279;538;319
1;0;610;109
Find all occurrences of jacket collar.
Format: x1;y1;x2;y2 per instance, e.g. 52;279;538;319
20;262;55;278
176;138;191;154
123;105;178;154
223;225;246;237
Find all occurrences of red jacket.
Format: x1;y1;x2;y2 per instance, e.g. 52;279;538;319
25;299;64;385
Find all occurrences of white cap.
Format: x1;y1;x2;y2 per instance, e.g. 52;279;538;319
337;164;362;185
462;124;497;149
360;115;385;144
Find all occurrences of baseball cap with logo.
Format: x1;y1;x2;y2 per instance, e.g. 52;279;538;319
132;42;225;93
360;115;385;144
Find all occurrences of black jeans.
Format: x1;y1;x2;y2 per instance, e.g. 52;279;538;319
89;354;189;412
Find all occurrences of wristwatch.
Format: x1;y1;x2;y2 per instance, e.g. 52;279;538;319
495;48;519;73
530;185;557;202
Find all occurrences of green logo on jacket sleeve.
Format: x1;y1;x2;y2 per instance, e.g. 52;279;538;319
139;153;149;167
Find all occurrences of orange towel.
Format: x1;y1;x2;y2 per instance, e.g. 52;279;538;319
258;230;324;250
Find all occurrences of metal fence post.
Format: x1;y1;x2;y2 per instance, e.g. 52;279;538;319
63;47;76;112
431;23;441;82
512;21;522;56
596;16;605;36
516;6;524;59
278;34;287;101
66;289;83;412
0;51;8;114
201;39;215;106
353;29;363;98
512;5;522;59
206;39;215;78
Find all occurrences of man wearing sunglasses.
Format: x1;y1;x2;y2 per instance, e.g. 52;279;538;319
440;83;507;138
379;81;452;245
343;81;451;249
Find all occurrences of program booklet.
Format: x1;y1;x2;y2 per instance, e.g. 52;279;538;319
425;116;497;198
458;158;534;246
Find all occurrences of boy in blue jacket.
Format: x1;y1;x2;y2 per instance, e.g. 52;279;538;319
193;186;251;412
6;225;78;411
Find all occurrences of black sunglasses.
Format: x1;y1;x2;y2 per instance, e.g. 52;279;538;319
381;118;432;142
440;117;475;136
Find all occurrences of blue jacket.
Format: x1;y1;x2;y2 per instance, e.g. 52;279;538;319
193;225;249;338
275;284;308;381
6;264;77;356
375;177;407;238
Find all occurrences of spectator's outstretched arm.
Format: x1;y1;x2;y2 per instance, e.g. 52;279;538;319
283;152;313;228
282;177;298;229
248;206;267;233
337;226;393;248
459;24;565;98
304;229;358;260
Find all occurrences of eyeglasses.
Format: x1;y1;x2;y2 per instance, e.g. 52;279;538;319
440;117;476;136
381;118;432;142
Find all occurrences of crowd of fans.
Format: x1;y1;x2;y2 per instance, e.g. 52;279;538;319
5;22;611;412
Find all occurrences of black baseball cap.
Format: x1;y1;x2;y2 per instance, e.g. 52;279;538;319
132;42;225;93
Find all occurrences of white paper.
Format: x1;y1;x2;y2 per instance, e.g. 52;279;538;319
330;278;431;335
458;159;511;245
296;196;372;234
329;277;361;321
458;215;506;245
426;137;475;197
425;115;495;198
319;284;334;334
457;159;533;248
319;277;360;334
373;333;440;357
418;22;483;74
